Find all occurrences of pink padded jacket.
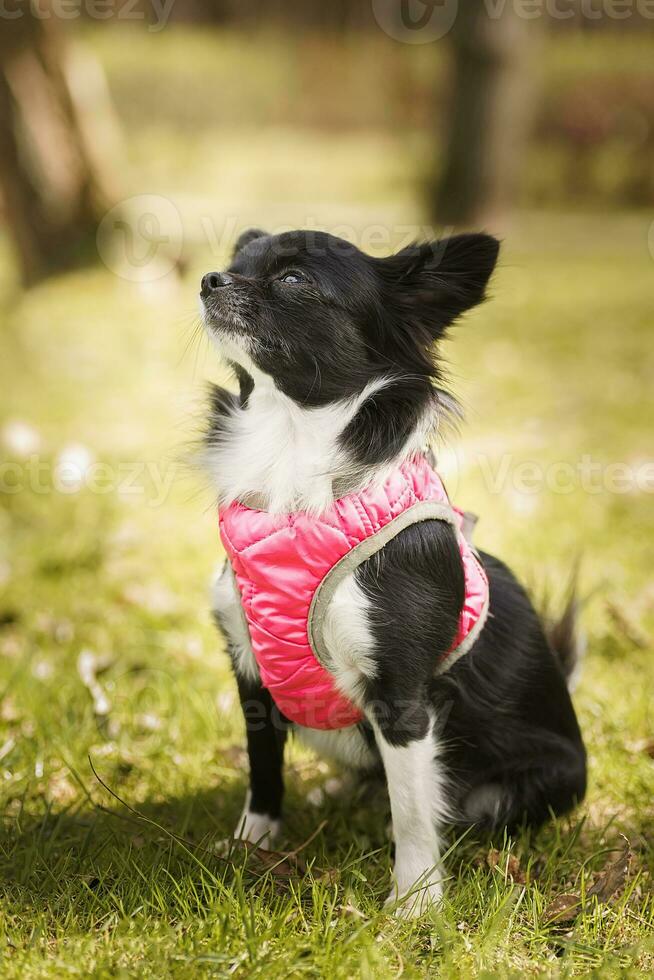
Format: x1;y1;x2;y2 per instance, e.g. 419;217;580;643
219;454;489;731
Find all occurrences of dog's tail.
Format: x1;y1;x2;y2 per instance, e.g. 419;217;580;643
543;564;586;692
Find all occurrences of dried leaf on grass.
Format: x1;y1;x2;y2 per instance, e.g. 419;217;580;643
544;892;583;925
226;819;338;886
586;837;632;902
483;848;526;884
544;836;633;926
225;839;308;879
89;754;334;888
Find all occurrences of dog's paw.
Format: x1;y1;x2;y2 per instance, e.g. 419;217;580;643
234;808;281;849
384;869;444;919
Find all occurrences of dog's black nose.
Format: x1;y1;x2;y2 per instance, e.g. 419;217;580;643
201;271;232;299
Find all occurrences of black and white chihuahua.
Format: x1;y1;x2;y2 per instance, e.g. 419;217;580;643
199;228;586;917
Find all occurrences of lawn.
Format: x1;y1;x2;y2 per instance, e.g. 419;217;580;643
1;29;653;980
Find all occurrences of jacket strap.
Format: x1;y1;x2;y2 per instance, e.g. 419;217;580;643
308;500;457;672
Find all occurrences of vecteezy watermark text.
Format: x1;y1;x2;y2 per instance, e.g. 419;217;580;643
0;0;176;32
475;453;654;497
0;456;179;508
96;194;458;282
97;196;654;286
372;0;654;44
480;0;654;19
1;453;652;504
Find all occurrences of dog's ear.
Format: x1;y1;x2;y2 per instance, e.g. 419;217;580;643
377;233;500;340
232;228;268;258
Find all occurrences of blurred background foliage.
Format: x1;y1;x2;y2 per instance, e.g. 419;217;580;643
0;0;653;282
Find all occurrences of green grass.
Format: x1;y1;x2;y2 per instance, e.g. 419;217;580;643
1;27;654;976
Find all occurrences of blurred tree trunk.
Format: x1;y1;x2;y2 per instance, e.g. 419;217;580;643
431;1;538;227
0;3;119;285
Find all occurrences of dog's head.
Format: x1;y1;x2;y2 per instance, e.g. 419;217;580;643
200;228;499;459
201;228;499;401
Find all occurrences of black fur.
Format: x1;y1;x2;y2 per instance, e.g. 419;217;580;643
202;228;586;834
234;673;289;820
432;553;586;827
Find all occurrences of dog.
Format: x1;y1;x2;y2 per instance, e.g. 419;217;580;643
199;228;586;917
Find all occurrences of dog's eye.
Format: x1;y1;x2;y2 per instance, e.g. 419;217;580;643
279;270;308;285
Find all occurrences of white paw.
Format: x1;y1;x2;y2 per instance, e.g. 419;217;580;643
234;807;281;848
385;868;444;919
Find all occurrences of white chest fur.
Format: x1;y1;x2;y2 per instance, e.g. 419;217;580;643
203;340;401;516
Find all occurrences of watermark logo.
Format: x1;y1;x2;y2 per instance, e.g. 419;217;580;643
371;0;654;39
372;0;458;42
96;194;183;283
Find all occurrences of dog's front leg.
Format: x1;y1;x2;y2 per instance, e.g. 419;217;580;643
371;700;446;918
234;673;288;847
212;562;288;847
